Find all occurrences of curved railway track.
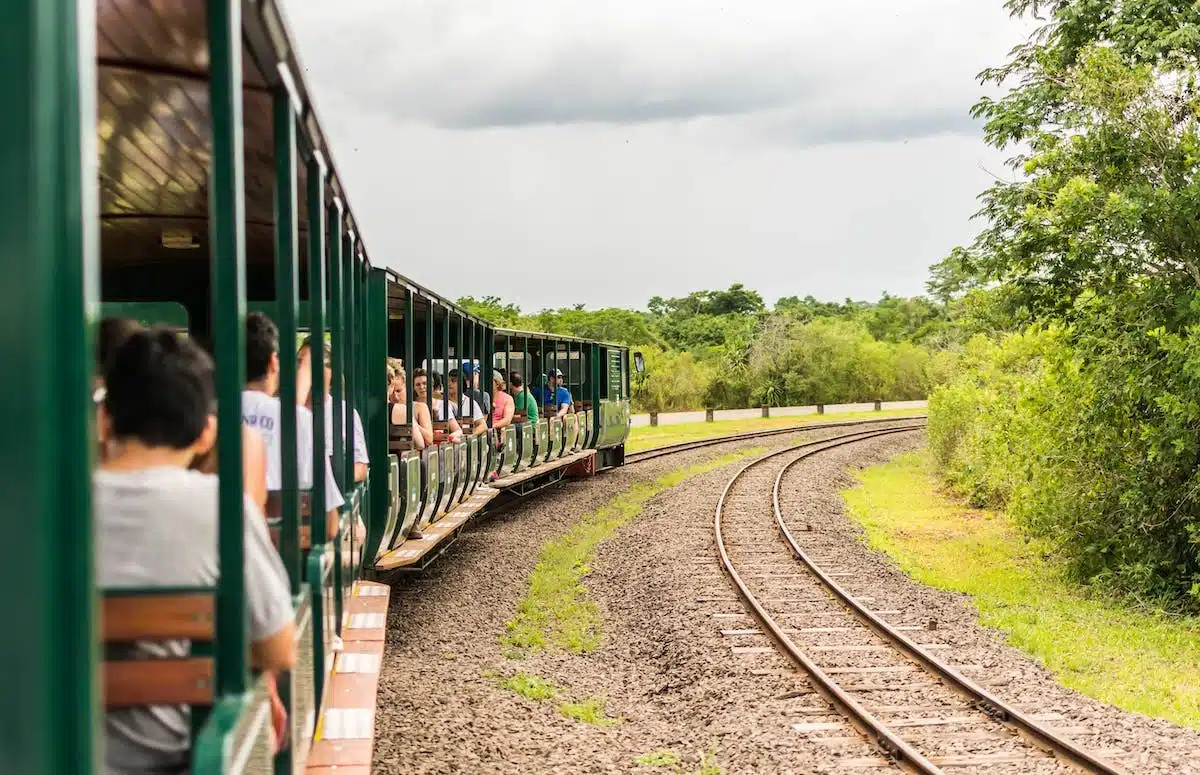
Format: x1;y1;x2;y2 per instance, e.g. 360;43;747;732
713;426;1128;774
624;414;928;464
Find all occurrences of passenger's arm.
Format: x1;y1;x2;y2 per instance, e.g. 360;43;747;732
500;396;515;428
448;415;464;443
244;499;298;672
415;403;434;445
296;349;313;409
243;426;268;515
354;462;368;482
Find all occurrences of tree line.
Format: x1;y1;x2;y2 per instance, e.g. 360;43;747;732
458;287;952;414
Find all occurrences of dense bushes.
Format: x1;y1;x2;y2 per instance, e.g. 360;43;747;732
929;322;1200;610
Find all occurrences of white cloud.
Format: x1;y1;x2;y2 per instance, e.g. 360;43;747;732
281;0;1031;308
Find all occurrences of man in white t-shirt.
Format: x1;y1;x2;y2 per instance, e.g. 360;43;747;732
298;336;369;483
241;312;342;540
434;374;484;441
95;327;295;773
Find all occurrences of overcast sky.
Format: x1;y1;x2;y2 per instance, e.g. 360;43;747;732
282;0;1031;311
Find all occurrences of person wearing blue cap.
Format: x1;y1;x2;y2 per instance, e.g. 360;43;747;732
459;360;492;420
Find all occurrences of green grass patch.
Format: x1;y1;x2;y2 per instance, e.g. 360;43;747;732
635;750;683;768
493;672;558;702
503;448;764;655
558;697;620;726
842;450;1200;728
626;408;925;453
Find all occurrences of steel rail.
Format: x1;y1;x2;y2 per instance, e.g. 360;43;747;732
771;445;1128;775
626;414;928;464
714;426;943;773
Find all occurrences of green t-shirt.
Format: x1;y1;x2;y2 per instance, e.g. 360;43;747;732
513;388;539;424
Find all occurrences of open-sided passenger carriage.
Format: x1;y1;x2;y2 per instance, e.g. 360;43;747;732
3;1;631;773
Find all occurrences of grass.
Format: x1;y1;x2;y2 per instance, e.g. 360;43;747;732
558;697;620;725
635;750;682;768
633;747;722;774
488;670;621;726
493;672;558;702
502;447;765;654
841;450;1200;728
626;408;925;453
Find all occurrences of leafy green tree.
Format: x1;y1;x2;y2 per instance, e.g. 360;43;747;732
928;1;1200;609
457;295;521;327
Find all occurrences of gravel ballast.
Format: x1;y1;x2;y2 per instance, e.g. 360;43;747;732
373;424;1199;774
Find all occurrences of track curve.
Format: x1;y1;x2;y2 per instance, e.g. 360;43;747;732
714;425;1127;774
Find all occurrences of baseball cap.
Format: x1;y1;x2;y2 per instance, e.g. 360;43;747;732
550;368;564;378
461;360;475;377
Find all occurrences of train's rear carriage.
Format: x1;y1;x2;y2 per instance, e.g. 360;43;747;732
370;279;499;573
590;342;633;469
59;0;392;771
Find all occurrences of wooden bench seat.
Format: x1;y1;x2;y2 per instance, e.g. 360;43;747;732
102;589;216;710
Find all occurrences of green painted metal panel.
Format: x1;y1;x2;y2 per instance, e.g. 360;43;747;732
208;0;249;698
100;301;189;329
0;0;99;771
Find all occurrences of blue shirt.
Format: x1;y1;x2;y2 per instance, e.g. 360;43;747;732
549;386;573;410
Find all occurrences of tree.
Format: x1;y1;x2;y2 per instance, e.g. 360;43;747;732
457;295;521;328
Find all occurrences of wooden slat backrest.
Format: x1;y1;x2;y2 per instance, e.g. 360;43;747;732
102;590;216;710
103;591;215;641
104;658;214;709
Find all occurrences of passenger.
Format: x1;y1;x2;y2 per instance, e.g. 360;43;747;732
241;312;343;540
94;327;296;773
388;363;426;452
460;360;492;419
447;367;488;437
409;368;437;447
491;370;514;431
546;368;573;418
509;371;539;425
428;373;467;442
95;317;144;460
299;336;369;483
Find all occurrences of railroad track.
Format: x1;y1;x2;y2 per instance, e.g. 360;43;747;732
624;414;928;464
714;426;1128;774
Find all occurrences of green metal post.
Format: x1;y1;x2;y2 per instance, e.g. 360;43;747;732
405;291;414;422
364;267;390;560
208;0;248;698
442;308;450;422
273;86;301;593
305;152;328;708
539;338;546;408
591;343;601;442
0;0;98;770
325;202;344;631
456;314;464;406
328;203;344;490
342;232;355;485
426;298;435;422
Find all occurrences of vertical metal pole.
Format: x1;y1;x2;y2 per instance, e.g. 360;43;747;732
208;0;248;698
426;298;435;423
324;201;344;631
456;314;464;409
327;202;344;490
341;232;356;486
0;0;99;769
405;290;414;422
364;268;390;561
273;84;300;594
442;310;451;423
305;152;327;708
539;338;546;408
523;336;529;407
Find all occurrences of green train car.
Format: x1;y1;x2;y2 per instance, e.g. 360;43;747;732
0;1;633;773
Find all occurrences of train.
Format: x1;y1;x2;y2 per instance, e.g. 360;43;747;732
3;2;637;773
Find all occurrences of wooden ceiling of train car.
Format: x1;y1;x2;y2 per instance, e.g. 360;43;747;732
96;2;307;270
